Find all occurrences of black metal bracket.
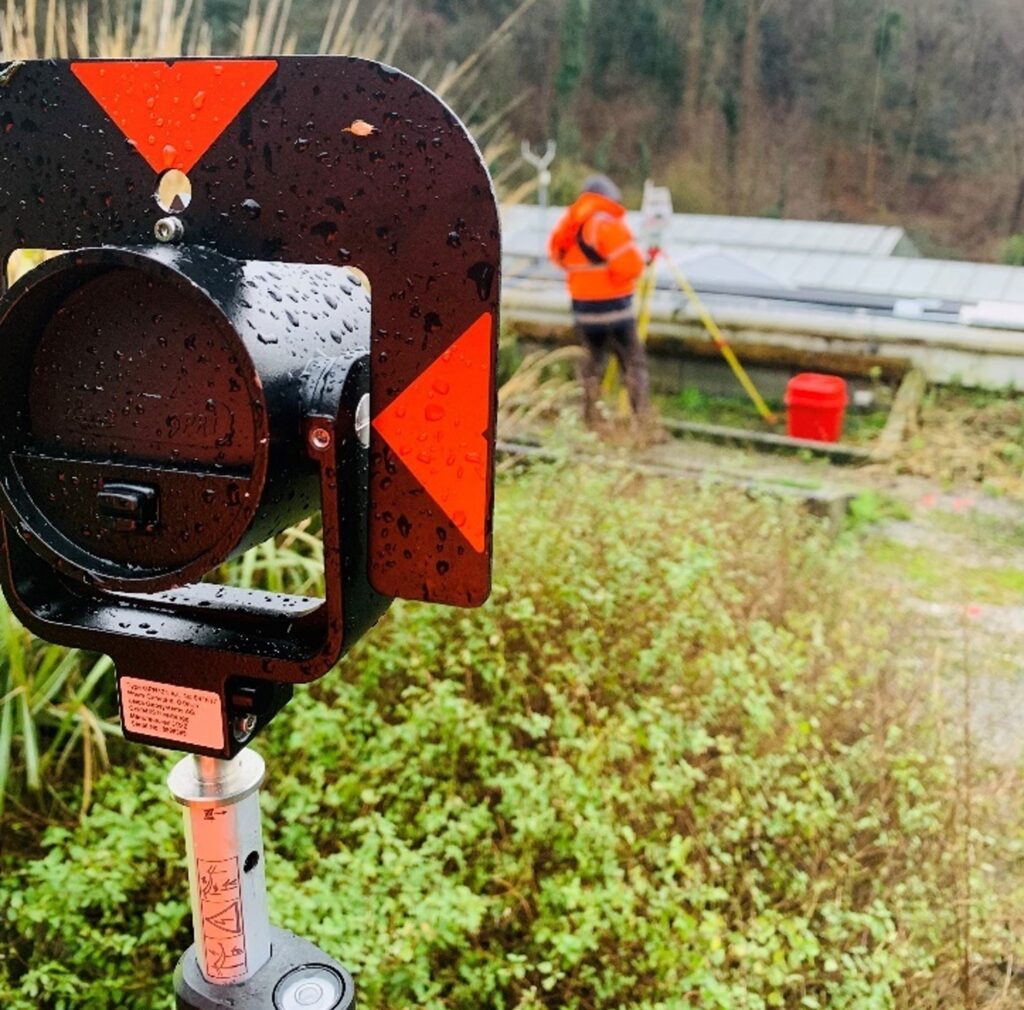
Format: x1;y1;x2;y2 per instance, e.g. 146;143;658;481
0;353;387;757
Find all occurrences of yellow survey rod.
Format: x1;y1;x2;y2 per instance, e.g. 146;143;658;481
600;248;777;425
636;260;658;344
661;250;779;426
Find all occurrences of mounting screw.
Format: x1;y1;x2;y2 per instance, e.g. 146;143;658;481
232;714;258;744
309;426;332;452
154;216;185;244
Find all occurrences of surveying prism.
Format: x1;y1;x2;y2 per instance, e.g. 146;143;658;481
0;56;500;1009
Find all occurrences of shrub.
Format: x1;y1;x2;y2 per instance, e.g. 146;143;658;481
1003;234;1024;267
0;465;1014;1009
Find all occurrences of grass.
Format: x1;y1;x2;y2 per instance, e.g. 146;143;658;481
930;507;1024;553
658;386;891;447
843;490;912;533
1;465;1022;1009
0;616;117;819
892;385;1024;494
867;539;1024;606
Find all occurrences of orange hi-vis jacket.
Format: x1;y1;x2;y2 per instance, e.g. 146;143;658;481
548;193;645;325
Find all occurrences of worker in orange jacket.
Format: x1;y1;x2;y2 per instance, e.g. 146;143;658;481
548;175;650;424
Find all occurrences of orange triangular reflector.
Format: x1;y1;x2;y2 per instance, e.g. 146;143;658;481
373;313;493;553
71;59;277;175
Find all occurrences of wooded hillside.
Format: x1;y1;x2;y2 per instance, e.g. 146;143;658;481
87;1;1024;260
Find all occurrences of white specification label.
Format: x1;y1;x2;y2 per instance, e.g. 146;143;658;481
120;677;225;750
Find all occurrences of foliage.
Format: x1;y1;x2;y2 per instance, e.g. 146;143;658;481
1;466;1016;1009
1003;234;1024;268
590;0;682;106
0;608;117;817
842;490;911;534
890;387;1024;494
498;344;582;441
554;0;589;100
8;0;1024;253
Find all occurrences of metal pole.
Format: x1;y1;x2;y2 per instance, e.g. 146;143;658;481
169;748;356;1010
521;140;556;210
168;749;272;986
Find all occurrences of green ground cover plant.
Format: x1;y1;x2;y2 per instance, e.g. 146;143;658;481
0;465;1020;1009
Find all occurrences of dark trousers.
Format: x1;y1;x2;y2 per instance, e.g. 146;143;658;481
577;318;651;416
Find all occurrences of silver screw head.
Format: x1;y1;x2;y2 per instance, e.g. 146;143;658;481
232;713;258;743
309;426;332;452
154;216;185;244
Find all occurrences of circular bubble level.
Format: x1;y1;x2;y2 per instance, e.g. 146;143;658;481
274;965;346;1010
155;169;193;214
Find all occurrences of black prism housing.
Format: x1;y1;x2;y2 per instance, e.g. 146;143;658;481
0;246;391;756
0;54;502;758
0;246;369;593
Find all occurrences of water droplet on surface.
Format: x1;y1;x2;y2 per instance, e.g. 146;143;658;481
468;262;495;301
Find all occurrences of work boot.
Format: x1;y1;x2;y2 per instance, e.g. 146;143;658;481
582;377;603;428
630;407;670;448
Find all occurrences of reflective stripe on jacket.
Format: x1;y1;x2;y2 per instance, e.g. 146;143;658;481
548;193;645;308
572;295;635;326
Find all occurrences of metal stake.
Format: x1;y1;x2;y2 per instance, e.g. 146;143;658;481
168;750;273;985
168;750;355;1010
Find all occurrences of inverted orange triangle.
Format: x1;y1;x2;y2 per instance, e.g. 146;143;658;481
71;59;278;175
373;313;494;553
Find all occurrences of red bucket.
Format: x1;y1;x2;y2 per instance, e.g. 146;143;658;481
785;373;849;443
